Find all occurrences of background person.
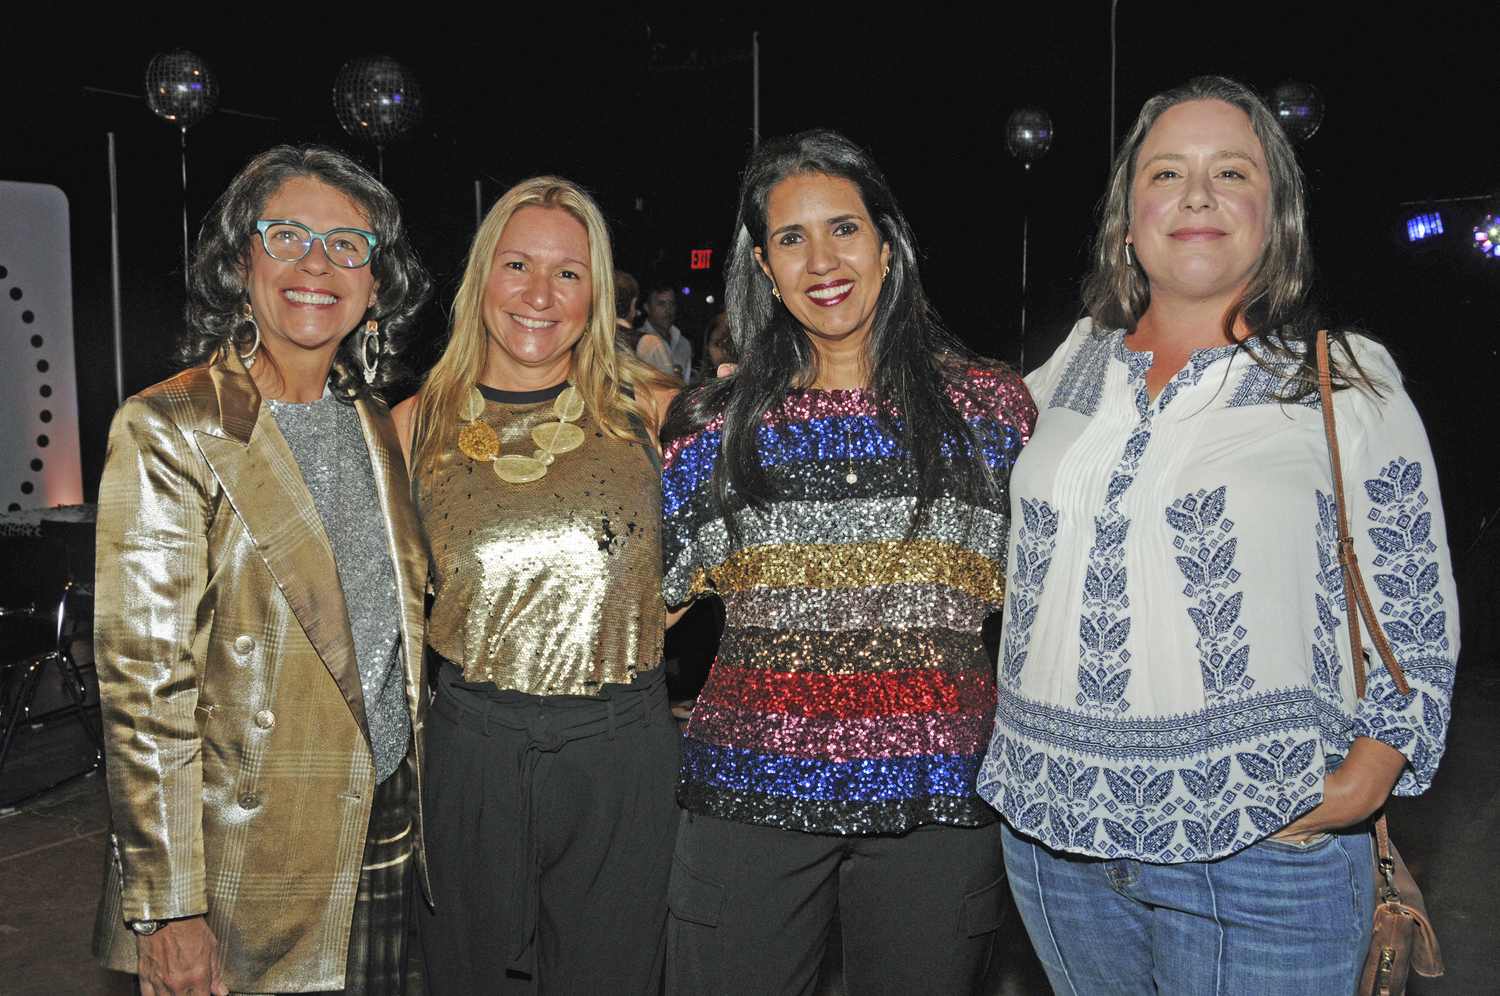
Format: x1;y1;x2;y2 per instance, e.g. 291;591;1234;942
659;130;1035;996
977;76;1458;995
393;177;679;996
638;281;692;380
91;145;432;996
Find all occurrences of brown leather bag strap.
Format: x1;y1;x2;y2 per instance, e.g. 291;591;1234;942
1316;330;1412;698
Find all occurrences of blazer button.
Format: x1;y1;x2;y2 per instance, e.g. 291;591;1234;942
254;709;275;729
238;793;260;810
235;635;255;654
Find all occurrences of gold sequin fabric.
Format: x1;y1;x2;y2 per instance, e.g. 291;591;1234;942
418;383;664;696
660;359;1038;834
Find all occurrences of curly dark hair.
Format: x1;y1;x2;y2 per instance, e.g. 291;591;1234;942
181;144;431;398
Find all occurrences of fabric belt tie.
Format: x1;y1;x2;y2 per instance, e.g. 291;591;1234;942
430;662;666;978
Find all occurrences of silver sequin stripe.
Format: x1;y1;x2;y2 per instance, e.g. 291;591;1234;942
723;583;996;632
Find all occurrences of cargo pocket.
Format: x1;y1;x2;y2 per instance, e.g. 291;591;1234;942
667;853;725;927
962;872;1009;937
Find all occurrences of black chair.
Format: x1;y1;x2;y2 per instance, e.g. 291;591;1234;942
0;534;104;803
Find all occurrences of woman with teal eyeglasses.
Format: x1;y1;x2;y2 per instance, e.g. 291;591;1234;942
92;144;433;996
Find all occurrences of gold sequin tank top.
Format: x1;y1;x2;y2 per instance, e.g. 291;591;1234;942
418;382;664;696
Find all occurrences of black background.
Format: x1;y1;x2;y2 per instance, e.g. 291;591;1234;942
3;4;1498;573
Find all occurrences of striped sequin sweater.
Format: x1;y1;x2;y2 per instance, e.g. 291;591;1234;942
661;360;1036;834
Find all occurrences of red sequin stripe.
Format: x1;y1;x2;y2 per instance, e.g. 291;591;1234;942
698;665;996;720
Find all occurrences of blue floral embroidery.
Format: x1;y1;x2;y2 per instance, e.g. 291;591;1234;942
1076;428;1147;712
1310;490;1353;749
1167;487;1252;700
1001;499;1058;685
1360;459;1454;791
1048;333;1117;416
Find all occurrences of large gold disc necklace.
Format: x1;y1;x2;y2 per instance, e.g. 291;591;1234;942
457;384;586;483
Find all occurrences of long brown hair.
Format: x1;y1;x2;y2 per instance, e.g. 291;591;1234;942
1083;76;1379;399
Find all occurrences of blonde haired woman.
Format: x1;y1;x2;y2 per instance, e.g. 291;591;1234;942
393;178;678;996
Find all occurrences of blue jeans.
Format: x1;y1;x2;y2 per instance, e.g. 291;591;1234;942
1002;822;1374;996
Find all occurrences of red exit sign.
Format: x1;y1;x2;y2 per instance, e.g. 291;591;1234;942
690;249;712;270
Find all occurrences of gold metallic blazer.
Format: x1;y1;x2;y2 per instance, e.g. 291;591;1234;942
90;350;430;993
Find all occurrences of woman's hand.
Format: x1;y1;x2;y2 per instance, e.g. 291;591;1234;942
1269;736;1408;842
137;916;228;996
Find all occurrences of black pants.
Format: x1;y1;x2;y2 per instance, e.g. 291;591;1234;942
418;666;681;996
666;811;1007;996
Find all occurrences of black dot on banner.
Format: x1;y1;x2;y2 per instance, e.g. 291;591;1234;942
39;384;51;397
22;311;34;324
36;360;48;372
8;287;20;301
20;482;34;494
6;503;18;513
30;459;42;471
30;335;42;347
36;435;48;447
39;410;52;423
0;265;8;278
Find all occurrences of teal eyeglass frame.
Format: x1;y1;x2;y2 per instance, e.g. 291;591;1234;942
255;220;379;268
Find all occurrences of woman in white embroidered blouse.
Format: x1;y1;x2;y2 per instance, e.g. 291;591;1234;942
977;76;1457;995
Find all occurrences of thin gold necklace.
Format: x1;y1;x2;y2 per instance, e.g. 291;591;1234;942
457;385;586;483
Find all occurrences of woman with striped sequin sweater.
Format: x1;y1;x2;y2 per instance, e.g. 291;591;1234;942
659;130;1036;996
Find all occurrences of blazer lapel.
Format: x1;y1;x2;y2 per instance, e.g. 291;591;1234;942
354;395;427;715
195;354;370;743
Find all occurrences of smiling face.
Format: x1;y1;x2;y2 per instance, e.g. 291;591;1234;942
480;205;593;391
242;175;377;366
755;172;891;359
1129;99;1270;309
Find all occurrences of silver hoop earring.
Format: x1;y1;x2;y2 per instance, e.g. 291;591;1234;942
239;301;261;369
1124;241;1135;267
359;319;380;385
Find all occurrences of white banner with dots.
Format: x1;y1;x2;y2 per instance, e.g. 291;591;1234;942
0;180;82;512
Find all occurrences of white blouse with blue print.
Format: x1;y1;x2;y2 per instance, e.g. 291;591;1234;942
976;319;1457;864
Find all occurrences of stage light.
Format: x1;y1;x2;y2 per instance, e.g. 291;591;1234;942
1407;213;1443;242
1474;216;1500;258
681;286;691;296
706;295;715;305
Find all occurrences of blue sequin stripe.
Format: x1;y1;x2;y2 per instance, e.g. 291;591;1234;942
681;736;981;801
663;416;1022;519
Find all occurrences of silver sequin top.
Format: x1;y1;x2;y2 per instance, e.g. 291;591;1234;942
267;392;409;783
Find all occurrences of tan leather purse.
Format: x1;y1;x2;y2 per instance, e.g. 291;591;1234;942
1315;331;1445;996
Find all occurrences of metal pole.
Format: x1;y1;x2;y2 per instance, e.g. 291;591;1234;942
179;128;190;292
1019;208;1030;373
1110;0;1119;162
474;180;483;230
108;132;125;408
752;31;761;151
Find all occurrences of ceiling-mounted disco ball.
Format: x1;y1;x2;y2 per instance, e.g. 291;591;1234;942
1270;81;1324;142
1005;107;1054;166
144;50;219;130
333;57;424;150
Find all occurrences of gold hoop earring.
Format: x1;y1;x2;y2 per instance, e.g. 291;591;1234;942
239;301;261;369
771;285;782;302
883;264;890;279
359;319;380;385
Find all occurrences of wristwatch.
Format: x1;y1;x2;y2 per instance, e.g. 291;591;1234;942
128;920;165;936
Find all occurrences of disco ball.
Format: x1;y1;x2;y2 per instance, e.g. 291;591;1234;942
1270;81;1324;142
1005;107;1054;166
333;57;423;149
143;50;219;130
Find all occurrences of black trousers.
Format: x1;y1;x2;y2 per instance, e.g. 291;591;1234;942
665;811;1007;996
418;666;681;996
